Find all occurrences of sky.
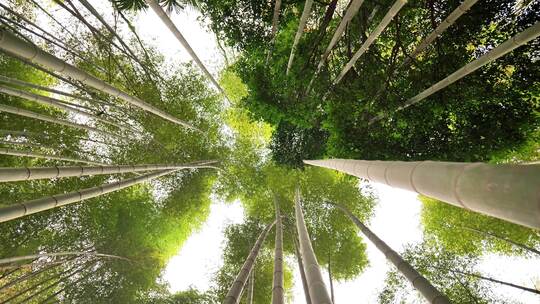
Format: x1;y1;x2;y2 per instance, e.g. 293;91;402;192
31;2;540;303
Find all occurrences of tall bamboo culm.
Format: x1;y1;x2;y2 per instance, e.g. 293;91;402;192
334;203;451;304
370;21;540;124
286;0;314;75
0;170;176;223
304;159;540;229
294;188;333;304
271;197;284;304
0;161;217;182
224;220;276;304
333;0;407;84
0;147;106;166
0;29;197;130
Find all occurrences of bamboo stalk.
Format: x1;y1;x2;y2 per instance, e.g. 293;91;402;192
334;203;451;303
0;103;122;140
304;159;540;229
271;196;284;304
0;85;133;133
0;252;129;265
224;220;276;304
293;234;312;304
0;160;218;182
286;0;314;75
0;29;197;130
0;169;176;223
294;188;333;304
265;0;283;64
370;21;540;124
307;0;366;92
0;146;106;166
145;0;229;100
334;0;407;84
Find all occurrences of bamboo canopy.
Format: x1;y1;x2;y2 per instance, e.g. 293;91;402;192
271;198;285;304
370;21;540;124
0;29;197;130
145;0;229;99
0;161;218;182
224;220;276;304
0;146;107;166
334;204;451;304
0;169;177;223
333;0;407;84
304;159;540;229
286;0;314;75
294;188;333;304
0;103;122;140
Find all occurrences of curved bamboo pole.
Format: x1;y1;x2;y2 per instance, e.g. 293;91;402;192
304;159;540;229
265;0;283;64
0;103;122;140
370;21;540;124
333;203;451;303
0;160;218;182
294;188;332;304
307;0;366;91
0;29;197;130
0;252;130;265
286;0;314;75
0;147;107;166
145;0;229;100
224;220;276;304
0;169;176;223
272;197;284;304
0;85;133;133
333;0;407;84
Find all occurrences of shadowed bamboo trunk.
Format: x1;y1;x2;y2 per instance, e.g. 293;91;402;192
307;0;365;91
333;203;451;304
0;103;122;140
0;160;217;182
0;147;107;166
370;22;540;124
272;197;284;304
0;29;197;130
333;0;407;84
224;220;276;304
265;0;283;64
247;267;254;304
286;0;314;75
293;234;312;304
306;159;540;229
0;85;133;133
0;170;177;223
145;0;228;99
294;188;333;304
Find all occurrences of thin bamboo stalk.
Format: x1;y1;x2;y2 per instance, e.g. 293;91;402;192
286;0;314;75
271;197;284;304
0;103;122;139
265;0;283;64
370;21;540;124
0;252;129;265
294;234;312;304
0;169;176;223
304;159;540;229
247;267;255;304
0;147;106;166
0;160;218;182
334;203;451;303
0;29;197;130
294;188;332;304
224;220;276;304
0;85;133;133
307;0;366;91
0;129;125;148
145;0;228;100
333;0;407;84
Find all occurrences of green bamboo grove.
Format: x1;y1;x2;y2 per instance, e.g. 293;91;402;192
0;0;538;303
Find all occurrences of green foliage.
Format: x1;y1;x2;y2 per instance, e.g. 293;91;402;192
420;195;540;257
